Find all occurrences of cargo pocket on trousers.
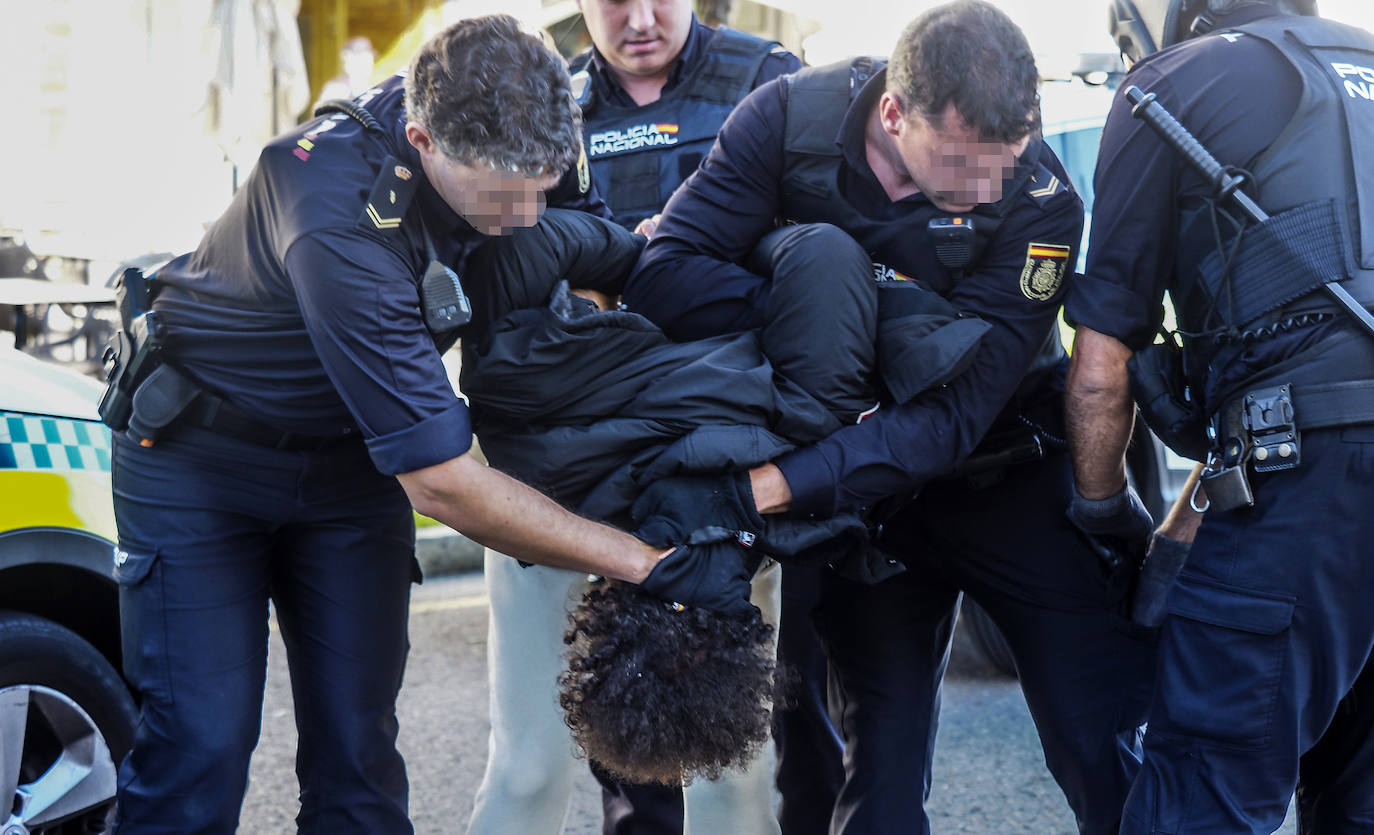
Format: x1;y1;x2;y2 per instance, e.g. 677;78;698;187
1158;574;1295;748
114;544;173;704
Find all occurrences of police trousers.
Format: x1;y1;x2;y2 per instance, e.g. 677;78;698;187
817;447;1158;835
112;425;416;834
1122;426;1374;833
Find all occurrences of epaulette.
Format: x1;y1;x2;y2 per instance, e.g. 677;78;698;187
1025;162;1068;206
358;154;418;234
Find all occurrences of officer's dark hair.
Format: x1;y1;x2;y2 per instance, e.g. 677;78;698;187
558;580;776;785
887;0;1041;143
405;14;581;177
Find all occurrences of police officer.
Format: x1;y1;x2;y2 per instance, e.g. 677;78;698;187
1066;0;1374;830
626;2;1158;832
110;16;752;834
466;3;814;835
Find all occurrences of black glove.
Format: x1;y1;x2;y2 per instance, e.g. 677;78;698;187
1130;533;1192;628
639;536;757;618
631;472;764;548
1065;484;1155;570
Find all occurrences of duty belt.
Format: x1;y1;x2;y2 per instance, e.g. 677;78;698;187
1197;379;1374;513
1214;379;1374;467
180;393;358;452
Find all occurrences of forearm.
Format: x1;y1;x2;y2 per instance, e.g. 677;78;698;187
398;454;662;582
1065;326;1136;500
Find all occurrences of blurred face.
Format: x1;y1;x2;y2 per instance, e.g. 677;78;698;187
578;0;693;81
406;123;559;235
881;96;1029;213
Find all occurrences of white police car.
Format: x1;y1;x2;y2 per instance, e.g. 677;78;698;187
0;346;134;833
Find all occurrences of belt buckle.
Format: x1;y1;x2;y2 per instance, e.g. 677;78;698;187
1243;384;1300;472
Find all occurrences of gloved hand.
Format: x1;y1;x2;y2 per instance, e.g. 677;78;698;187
1130;533;1192;628
631;472;764;548
639;535;757;618
1065;483;1155;570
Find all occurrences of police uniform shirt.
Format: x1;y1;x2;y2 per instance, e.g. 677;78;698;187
151;74;606;476
575;16;800;113
1066;5;1301;355
625;69;1084;516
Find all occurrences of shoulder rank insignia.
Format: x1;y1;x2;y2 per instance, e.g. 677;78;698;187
1025;163;1067;206
1020;242;1071;301
359;155;417;233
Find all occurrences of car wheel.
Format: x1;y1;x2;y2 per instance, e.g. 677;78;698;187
0;610;137;834
960;599;1017;678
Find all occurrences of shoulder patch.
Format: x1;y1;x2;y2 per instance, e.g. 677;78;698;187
1025;163;1068;206
1019;243;1071;301
358;155;417;233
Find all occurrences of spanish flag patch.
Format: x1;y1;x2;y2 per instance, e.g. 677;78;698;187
1019;243;1071;301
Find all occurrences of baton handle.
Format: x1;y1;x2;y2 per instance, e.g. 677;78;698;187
1124;85;1269;223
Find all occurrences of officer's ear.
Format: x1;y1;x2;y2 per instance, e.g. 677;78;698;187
405;122;438;161
878;92;908;138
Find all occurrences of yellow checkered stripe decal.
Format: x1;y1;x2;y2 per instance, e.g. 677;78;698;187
0;412;111;473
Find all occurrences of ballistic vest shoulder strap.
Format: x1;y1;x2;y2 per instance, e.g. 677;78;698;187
783;57;884;158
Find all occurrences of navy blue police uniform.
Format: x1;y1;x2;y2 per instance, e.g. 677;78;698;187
1068;7;1374;830
567;20;840;835
111;73;606;833
626;61;1157;834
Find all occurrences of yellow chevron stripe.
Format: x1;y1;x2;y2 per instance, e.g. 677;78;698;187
367;204;402;229
1028;175;1060;199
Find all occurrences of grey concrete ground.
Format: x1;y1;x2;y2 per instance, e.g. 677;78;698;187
240;544;1298;834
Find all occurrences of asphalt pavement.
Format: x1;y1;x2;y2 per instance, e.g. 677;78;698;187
240;560;1298;834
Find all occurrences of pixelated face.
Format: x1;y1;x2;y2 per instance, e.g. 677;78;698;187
892;101;1029;213
418;145;559;235
578;0;693;80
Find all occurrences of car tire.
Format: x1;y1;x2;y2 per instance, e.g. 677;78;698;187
0;609;137;833
961;599;1017;677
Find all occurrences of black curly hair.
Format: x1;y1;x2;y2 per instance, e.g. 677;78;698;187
559;580;776;786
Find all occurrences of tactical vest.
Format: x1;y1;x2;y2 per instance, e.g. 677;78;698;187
780;58;1068;396
1174;15;1374;399
571;28;777;229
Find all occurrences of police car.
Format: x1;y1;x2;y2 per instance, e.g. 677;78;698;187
0;345;133;833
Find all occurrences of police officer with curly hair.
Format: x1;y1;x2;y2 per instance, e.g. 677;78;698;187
1067;0;1374;830
109;16;751;833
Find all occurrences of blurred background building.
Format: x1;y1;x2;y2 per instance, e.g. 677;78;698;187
1;0;1370;284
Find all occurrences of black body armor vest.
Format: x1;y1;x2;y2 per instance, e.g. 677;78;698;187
571;28;777;229
1174;15;1374;401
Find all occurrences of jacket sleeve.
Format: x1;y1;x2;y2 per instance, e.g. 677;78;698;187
776;189;1085;517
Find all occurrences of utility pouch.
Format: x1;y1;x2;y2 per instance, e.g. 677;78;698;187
1128;337;1209;461
127;364;202;447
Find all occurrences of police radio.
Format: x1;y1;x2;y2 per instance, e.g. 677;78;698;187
98;267;164;431
928;216;975;271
